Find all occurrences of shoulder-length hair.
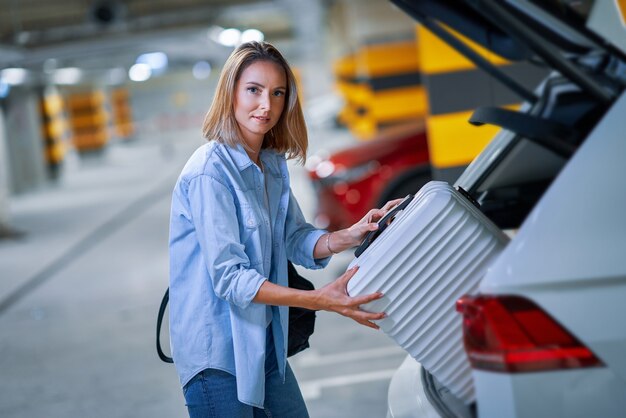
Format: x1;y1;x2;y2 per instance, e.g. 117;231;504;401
202;41;308;163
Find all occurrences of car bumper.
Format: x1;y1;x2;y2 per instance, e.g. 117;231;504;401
386;355;441;418
473;367;626;418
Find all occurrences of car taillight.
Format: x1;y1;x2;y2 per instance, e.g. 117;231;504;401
456;295;603;373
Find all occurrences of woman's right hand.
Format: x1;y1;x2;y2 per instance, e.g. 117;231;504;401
312;266;386;330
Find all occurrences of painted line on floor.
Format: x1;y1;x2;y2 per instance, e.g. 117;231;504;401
293;345;405;368
0;176;174;315
299;368;397;400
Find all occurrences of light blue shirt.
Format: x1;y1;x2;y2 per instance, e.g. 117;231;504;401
168;140;329;407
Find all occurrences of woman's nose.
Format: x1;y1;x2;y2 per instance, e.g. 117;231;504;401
259;93;271;110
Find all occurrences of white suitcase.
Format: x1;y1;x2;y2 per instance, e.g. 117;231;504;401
347;181;509;403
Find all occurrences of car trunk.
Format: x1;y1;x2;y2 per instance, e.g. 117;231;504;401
390;0;626;415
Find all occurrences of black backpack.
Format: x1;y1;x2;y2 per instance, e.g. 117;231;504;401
157;261;316;363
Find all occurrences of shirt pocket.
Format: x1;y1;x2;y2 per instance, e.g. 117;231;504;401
240;205;262;266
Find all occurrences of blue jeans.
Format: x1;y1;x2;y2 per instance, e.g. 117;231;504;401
183;331;309;418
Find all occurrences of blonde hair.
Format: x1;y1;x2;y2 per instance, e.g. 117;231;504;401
202;41;308;163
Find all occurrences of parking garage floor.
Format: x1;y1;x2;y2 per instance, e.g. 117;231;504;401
0;127;406;418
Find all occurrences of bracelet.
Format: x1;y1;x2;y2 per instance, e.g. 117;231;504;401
326;232;339;255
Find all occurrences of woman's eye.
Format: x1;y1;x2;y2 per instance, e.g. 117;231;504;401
247;87;259;94
274;90;285;97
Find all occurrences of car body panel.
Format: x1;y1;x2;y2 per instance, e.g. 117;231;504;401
480;91;626;291
385;0;626;416
478;91;626;384
386;356;441;418
473;367;626;418
308;126;429;230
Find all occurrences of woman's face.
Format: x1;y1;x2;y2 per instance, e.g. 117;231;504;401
233;60;287;150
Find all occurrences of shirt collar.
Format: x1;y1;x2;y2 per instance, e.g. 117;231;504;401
226;142;284;175
224;143;254;171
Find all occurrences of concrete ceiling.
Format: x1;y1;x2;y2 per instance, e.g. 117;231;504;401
0;0;420;91
0;0;295;71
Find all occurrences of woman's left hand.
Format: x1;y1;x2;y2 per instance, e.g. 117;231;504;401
316;198;405;257
345;198;405;246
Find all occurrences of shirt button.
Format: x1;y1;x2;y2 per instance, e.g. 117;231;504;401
247;219;255;227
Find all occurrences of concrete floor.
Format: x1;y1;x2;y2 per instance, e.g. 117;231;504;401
0;128;406;418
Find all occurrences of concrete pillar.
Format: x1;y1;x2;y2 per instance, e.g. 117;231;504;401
329;0;417;51
0;106;11;229
272;0;418;103
279;0;332;100
3;87;47;194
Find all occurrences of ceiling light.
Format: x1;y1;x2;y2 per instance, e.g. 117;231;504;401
129;63;152;82
0;68;28;85
51;68;82;85
136;52;168;75
207;25;224;43
218;28;241;47
241;29;264;43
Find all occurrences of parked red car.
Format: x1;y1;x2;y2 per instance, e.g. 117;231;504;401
307;124;430;231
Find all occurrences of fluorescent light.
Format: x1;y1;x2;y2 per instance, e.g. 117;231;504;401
129;63;152;82
51;67;82;85
218;28;241;47
1;68;28;85
241;29;264;43
136;52;168;75
207;25;224;43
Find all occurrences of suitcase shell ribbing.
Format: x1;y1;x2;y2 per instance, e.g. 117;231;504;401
347;181;509;403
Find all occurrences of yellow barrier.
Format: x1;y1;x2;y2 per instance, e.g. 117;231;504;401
334;38;427;140
40;92;70;177
357;40;420;78
111;88;135;140
66;90;110;151
417;25;546;181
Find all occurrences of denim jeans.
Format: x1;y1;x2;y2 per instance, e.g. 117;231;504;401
183;330;309;418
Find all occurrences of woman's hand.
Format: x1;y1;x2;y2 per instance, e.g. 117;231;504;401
313;198;405;258
311;266;386;329
344;198;405;247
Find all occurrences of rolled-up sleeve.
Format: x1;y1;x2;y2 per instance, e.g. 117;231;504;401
284;189;330;269
187;174;266;308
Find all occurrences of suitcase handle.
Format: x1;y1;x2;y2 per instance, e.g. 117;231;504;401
354;194;414;257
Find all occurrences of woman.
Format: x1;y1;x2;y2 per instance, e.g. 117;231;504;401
169;41;399;417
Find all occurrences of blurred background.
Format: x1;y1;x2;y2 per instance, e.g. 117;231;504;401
0;0;544;416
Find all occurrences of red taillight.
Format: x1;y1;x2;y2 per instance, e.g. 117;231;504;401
456;295;603;373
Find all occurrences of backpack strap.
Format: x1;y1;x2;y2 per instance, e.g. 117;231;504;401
156;288;173;363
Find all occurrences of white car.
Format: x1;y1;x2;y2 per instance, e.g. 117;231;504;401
385;0;626;417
